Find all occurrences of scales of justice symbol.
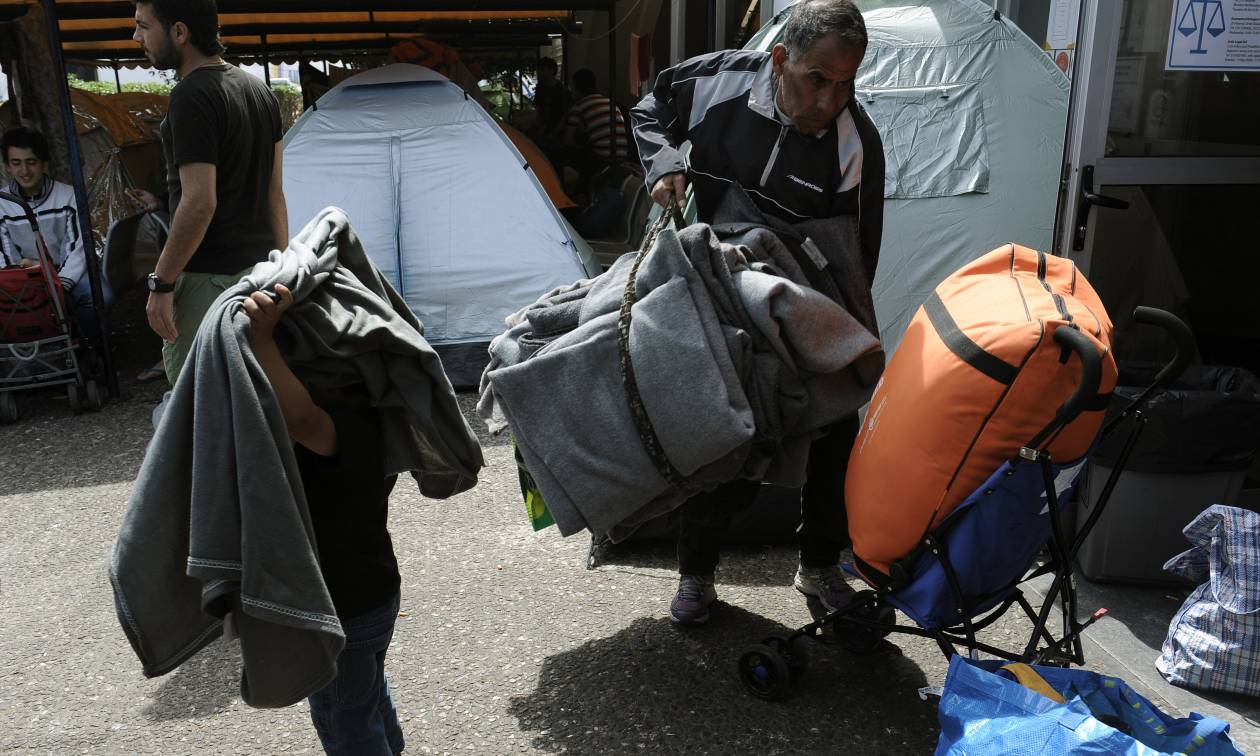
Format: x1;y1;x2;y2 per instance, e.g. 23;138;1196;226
1178;0;1227;54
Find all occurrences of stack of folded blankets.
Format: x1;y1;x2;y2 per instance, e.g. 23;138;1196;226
478;211;884;541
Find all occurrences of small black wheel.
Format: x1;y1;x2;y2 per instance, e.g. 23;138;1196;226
761;634;809;678
84;380;103;412
739;643;792;701
67;383;81;413
0;392;17;424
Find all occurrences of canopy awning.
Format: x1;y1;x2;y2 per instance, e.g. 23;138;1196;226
0;1;609;63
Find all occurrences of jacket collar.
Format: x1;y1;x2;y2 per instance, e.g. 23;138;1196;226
746;53;780;121
6;176;53;209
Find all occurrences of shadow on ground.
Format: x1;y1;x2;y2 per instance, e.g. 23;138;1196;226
141;638;241;722
509;607;938;754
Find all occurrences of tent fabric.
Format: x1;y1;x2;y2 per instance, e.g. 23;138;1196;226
282;63;598;385
746;0;1069;356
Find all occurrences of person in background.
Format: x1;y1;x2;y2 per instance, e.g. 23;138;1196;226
532;56;571;142
132;0;287;386
629;0;885;625
241;285;405;756
564;68;630;176
0;126;111;348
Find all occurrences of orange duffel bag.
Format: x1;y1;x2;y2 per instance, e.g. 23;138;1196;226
846;244;1117;584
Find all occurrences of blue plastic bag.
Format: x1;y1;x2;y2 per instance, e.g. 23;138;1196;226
935;656;1243;755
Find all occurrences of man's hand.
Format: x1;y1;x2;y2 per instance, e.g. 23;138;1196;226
241;284;294;344
146;291;177;342
127;188;162;212
650;172;688;207
18;258;37;269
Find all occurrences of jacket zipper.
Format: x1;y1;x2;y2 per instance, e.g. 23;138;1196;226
759;125;788;187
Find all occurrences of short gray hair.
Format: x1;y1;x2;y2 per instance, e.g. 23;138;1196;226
781;0;867;58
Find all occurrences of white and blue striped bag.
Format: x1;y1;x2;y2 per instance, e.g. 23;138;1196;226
1158;505;1260;696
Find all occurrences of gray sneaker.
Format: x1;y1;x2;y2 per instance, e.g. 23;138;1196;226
794;564;859;614
670;574;717;625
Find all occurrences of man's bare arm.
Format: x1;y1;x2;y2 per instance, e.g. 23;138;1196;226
147;162;216;341
267;141;288;251
155;162;216;282
242;285;337;457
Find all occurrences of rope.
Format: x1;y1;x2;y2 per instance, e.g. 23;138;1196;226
617;198;687;488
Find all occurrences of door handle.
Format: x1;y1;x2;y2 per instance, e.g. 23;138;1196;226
1073;165;1130;251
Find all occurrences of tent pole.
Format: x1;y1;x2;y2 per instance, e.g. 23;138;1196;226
261;33;272;86
112;61;122;93
39;0;119;399
669;0;685;65
607;0;616;165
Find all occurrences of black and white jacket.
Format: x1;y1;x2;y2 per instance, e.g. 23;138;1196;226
631;49;885;268
0;178;85;289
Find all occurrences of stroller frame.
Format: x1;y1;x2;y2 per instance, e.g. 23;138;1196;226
0;191;102;423
738;307;1195;700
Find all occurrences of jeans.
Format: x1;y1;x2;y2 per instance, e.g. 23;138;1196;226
308;593;405;756
69;275;113;343
677;414;861;575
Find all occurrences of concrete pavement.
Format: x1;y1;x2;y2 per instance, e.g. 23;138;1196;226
2;304;1256;754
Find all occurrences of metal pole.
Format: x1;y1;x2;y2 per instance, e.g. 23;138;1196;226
714;0;727;50
112;61;122;93
607;0;616;163
40;0;119;398
261;33;272;86
670;0;685;65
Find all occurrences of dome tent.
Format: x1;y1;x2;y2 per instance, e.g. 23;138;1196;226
282;64;599;386
746;0;1070;356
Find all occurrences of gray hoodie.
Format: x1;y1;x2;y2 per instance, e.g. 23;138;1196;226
110;207;483;708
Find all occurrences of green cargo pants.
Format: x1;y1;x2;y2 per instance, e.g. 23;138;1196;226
162;267;253;386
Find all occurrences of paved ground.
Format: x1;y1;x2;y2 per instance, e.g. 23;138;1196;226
2;292;1256;754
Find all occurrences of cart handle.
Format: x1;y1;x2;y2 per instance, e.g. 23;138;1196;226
1131;306;1194;392
1098;307;1197;431
1025;326;1104;451
1051;326;1103;429
0;191;41;234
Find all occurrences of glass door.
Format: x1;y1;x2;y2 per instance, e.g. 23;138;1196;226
1056;0;1260;373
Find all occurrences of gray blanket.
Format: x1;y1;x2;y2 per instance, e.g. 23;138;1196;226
110;208;483;708
479;218;882;541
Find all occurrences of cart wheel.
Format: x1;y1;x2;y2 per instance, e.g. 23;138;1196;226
84;380;103;412
761;634;809;678
739;644;792;701
0;392;17;424
67;384;81;413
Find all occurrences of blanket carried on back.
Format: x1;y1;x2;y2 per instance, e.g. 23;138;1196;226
110;207;483;708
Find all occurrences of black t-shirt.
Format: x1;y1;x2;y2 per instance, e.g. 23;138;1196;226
162;63;283;275
294;405;400;620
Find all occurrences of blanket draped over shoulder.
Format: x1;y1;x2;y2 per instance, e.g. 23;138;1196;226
110;207;483;708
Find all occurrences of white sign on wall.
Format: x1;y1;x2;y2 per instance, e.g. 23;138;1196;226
1166;0;1260;71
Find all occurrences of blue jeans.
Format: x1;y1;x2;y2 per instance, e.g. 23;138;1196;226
69;275;112;343
307;593;405;756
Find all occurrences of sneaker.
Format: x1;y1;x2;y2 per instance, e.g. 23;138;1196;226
794;564;859;614
670;574;717;625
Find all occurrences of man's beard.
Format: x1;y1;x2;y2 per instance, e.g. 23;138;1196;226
145;36;182;70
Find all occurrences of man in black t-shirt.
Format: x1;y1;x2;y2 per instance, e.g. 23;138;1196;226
132;0;288;386
242;284;405;756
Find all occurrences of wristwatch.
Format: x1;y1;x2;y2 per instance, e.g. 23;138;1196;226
146;272;176;293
